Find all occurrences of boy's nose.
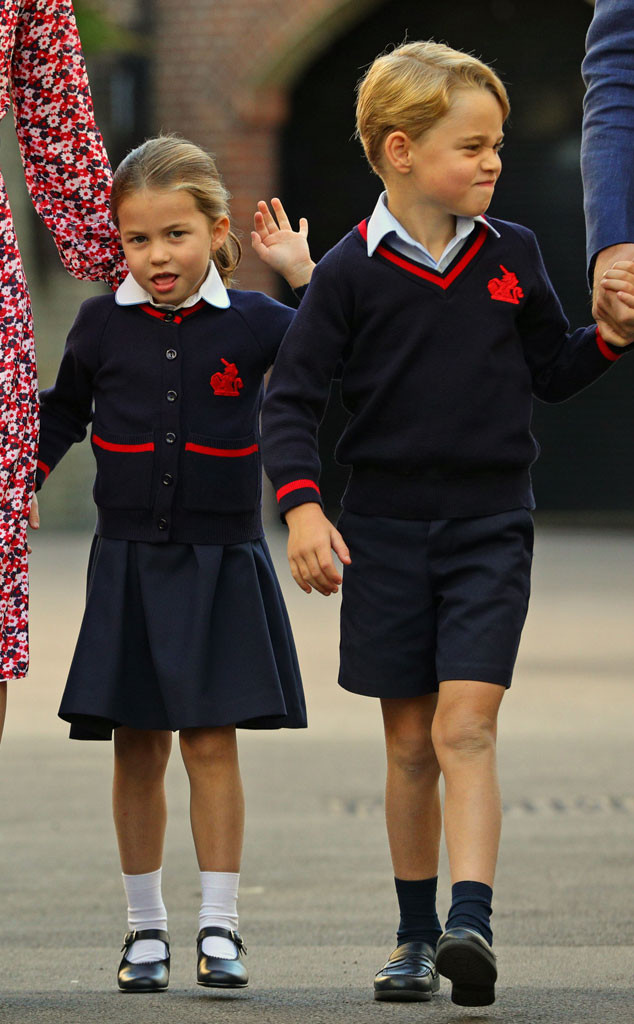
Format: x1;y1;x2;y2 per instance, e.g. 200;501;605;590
483;150;502;172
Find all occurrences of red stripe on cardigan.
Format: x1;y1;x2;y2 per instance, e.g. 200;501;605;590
185;442;259;457
92;435;155;453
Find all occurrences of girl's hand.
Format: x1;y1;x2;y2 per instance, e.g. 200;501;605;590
597;261;634;345
251;198;315;290
285;502;351;596
27;492;40;554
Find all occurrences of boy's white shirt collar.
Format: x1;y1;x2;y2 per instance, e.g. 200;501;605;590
366;191;500;270
115;261;231;309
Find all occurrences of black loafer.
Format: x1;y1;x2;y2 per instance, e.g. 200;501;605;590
196;926;248;988
117;928;170;992
374;940;440;1001
435;927;497;1006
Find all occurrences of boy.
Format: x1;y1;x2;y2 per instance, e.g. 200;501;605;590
260;41;633;1006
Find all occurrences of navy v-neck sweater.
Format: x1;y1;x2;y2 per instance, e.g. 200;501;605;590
262;217;627;520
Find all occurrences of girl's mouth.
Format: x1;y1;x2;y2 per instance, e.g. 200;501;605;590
151;273;178;293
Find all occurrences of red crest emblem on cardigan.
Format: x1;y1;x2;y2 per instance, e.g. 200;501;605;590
210;359;243;396
487;265;524;305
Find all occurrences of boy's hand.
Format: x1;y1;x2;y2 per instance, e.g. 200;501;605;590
27;492;39;554
596;260;634;346
251;198;315;289
285;502;351;596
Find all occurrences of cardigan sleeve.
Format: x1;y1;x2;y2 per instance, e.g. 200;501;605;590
581;0;634;273
11;0;126;290
515;227;631;402
36;297;106;489
261;246;352;517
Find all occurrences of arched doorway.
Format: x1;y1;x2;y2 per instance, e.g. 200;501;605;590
279;0;634;518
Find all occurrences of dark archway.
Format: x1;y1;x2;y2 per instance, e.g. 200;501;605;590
280;0;634;518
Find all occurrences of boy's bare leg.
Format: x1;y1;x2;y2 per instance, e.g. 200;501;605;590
381;694;441;879
0;680;6;743
432;679;505;886
179;725;244;871
113;727;172;872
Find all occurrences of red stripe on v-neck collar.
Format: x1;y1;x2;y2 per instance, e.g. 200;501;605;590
357;220;488;290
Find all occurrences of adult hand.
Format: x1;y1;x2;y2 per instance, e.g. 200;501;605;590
285;502;351;595
27;492;39;554
251;198;315;289
592;243;634;343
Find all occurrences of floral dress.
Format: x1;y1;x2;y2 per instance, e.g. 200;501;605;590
0;0;124;678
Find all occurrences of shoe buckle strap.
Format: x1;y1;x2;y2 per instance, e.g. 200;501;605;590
231;929;247;956
121;928;170;952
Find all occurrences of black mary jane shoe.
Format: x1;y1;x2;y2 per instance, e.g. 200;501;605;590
373;940;440;1001
196;926;248;988
117;928;170;992
435;926;497;1006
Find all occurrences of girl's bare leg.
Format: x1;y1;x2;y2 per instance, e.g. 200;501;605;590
113;727;172;872
179;726;244;870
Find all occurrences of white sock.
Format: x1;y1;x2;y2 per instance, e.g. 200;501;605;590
122;868;168;963
199;871;240;959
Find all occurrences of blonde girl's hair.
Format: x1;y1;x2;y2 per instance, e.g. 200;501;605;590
356;40;510;175
110;135;242;285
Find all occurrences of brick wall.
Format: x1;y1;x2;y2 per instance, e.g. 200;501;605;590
152;0;380;292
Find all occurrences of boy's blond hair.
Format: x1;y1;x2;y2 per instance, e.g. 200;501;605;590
111;135;242;285
356;40;510;176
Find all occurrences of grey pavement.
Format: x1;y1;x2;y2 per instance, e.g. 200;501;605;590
1;523;633;1023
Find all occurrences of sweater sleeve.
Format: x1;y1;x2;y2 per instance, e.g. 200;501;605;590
36;298;106;489
581;0;634;273
516;227;631;403
11;0;126;290
261;246;353;516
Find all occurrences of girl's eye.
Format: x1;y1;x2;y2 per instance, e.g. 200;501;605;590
495;142;504;152
129;235;147;244
170;230;185;238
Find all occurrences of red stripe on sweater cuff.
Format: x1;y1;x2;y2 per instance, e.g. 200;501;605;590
596;327;621;362
276;479;320;502
36;460;50;480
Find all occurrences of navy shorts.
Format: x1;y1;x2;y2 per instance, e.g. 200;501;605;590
337;508;533;697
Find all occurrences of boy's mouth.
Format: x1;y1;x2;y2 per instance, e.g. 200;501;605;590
151;273;178;293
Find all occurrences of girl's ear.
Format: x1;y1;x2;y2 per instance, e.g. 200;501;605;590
383;130;414;175
211;215;231;252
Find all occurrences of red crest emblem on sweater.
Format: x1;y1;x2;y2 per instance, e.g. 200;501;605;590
487;265;524;305
210;358;243;396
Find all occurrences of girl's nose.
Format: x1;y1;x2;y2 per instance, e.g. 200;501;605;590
149;243;169;264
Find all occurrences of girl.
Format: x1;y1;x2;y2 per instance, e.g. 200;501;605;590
33;136;314;993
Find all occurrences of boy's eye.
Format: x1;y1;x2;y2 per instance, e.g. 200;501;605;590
170;230;185;238
494;142;504;152
129;235;147;244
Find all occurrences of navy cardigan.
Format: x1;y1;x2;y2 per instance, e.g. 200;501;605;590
37;291;294;544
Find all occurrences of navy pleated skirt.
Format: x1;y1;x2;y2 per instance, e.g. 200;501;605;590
58;536;307;740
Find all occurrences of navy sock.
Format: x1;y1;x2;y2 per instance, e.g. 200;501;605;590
445;880;493;946
395;876;442;949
